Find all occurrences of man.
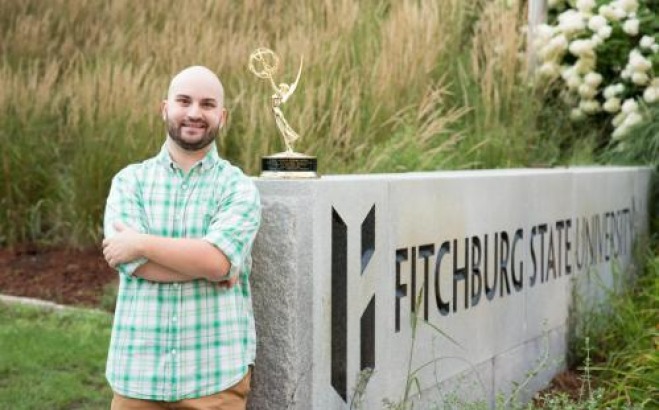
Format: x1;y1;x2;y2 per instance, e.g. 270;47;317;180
102;66;261;410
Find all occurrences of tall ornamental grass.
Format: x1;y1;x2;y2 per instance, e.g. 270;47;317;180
1;0;585;247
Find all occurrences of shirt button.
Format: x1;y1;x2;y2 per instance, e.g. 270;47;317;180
173;283;179;288
172;316;177;322
181;184;188;190
171;349;177;355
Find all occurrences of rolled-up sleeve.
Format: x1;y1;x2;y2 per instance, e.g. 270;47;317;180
203;177;261;279
104;166;148;277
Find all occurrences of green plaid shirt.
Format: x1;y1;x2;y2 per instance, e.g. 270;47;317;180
103;143;261;401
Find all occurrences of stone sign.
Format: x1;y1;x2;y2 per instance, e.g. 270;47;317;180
249;167;650;409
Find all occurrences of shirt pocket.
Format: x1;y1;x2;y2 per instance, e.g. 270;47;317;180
186;192;219;237
143;189;177;236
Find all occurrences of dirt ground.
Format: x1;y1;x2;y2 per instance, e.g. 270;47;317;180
533;369;585;406
0;246;117;308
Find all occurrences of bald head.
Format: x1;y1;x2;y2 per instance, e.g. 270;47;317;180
162;65;228;153
167;66;225;105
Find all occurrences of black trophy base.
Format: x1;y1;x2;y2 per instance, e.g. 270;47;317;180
261;152;318;179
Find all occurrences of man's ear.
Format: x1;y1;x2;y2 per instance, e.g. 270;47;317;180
161;100;168;121
220;108;228;128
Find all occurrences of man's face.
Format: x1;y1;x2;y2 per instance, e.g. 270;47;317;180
162;70;226;152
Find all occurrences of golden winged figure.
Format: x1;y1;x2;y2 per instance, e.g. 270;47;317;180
249;48;303;153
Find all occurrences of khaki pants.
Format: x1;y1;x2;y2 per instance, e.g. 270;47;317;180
111;370;251;410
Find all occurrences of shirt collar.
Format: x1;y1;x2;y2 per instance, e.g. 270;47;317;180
156;141;222;172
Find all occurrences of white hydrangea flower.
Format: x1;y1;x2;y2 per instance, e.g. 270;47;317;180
621;68;632;80
540;34;568;60
623;111;643;128
584;72;603;87
603;85;618;99
576;0;596;13
569;39;596;57
621;98;638;114
575;56;596;74
603;84;625;99
579;83;598;98
550;34;569;51
597;25;613;39
652;44;659;53
640;36;656;50
588;15;607;31
566;73;583;90
611;110;642;139
570;107;586;121
536;24;555;41
538;62;561;78
612;112;626;127
603;97;622;113
612;124;629;139
598;5;619;22
632;71;650;85
617;0;639;14
532;37;549;51
561;66;575;80
579;99;601;114
538;44;554;61
558;10;587;36
629;50;652;72
623;18;640;36
561;67;582;90
591;35;604;46
644;87;658;103
613;6;628;20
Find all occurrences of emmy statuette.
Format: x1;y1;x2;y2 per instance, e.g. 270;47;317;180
248;47;318;178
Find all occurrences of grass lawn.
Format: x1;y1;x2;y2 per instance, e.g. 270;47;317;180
0;303;113;410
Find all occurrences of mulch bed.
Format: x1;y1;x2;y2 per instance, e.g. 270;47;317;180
533;369;586;407
0;246;117;308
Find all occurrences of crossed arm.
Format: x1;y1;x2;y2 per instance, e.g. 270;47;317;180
103;221;237;286
103;166;259;287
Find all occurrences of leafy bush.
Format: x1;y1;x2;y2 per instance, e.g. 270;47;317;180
534;0;659;143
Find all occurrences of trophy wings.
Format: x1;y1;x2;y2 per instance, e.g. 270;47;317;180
279;57;303;104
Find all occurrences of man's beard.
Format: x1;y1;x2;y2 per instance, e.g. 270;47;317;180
167;117;219;151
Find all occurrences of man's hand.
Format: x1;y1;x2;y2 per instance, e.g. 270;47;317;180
103;223;234;284
217;274;239;289
103;221;144;268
